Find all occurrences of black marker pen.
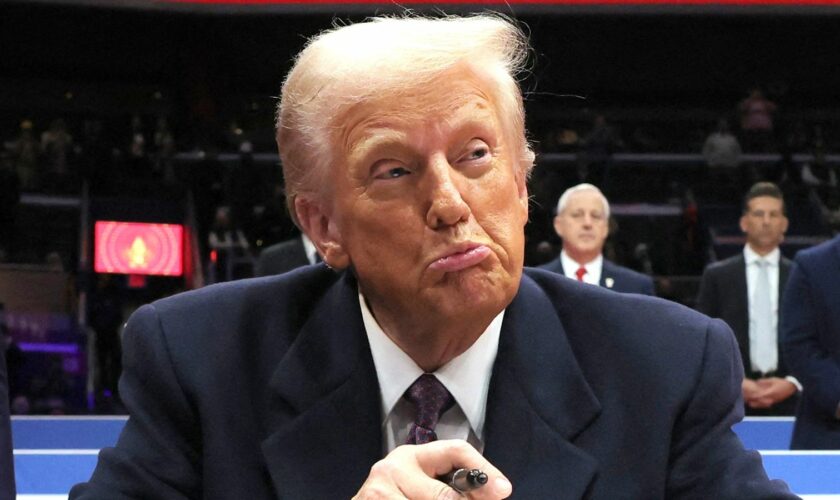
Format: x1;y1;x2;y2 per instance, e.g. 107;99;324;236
439;468;488;494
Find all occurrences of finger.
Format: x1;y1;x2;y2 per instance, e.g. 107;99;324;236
405;440;513;499
753;398;774;408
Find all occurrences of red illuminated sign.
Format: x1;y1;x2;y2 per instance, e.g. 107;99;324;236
94;221;184;276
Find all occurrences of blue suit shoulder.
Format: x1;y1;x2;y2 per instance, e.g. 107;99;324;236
795;235;840;265
126;265;342;380
524;267;728;374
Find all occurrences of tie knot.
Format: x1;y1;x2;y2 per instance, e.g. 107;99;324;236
404;374;454;444
575;266;587;281
756;258;769;268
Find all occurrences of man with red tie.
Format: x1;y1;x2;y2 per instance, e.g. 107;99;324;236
539;183;655;295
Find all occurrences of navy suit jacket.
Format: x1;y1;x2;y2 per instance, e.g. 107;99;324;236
255;236;310;277
539;256;656;295
782;235;840;449
71;267;792;499
1;346;16;500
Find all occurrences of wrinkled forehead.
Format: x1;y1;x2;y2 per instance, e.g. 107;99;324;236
338;77;502;152
333;67;507;145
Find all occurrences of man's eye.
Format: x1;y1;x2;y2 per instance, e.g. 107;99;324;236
375;166;411;179
468;147;489;160
459;139;492;164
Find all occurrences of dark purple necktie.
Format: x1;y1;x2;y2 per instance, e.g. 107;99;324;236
404;374;455;445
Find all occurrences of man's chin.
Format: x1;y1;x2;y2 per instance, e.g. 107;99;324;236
434;266;518;307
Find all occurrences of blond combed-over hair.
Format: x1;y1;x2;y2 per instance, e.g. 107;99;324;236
276;14;535;225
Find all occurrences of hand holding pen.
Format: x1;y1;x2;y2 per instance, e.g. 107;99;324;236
353;440;511;499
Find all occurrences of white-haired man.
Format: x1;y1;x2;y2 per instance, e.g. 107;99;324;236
540;183;655;295
72;15;793;499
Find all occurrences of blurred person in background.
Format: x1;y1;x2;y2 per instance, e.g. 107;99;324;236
89;274;124;407
9;119;40;191
255;233;318;276
540;183;655;295
738;87;777;152
703;118;742;172
0;152;20;261
40;118;74;192
696;182;797;415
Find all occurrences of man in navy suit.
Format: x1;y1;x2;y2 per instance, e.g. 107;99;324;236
539;183;655;295
255;233;317;276
697;182;798;416
72;15;793;499
782;234;840;449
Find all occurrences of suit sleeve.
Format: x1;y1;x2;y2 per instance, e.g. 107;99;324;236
781;259;840;418
666;318;796;499
695;268;718;317
69;304;202;499
0;347;16;500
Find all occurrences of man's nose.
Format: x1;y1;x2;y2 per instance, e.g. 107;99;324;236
424;159;470;229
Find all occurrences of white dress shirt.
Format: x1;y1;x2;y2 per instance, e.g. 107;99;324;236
359;292;502;454
743;246;801;390
560;250;602;286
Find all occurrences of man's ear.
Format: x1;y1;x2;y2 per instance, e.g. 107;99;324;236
294;195;350;269
739;214;748;234
553;214;565;239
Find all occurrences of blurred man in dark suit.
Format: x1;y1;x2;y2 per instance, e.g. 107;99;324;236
0;338;16;500
539;183;655;295
783;234;840;449
255;233;318;276
72;14;793;499
697;182;798;416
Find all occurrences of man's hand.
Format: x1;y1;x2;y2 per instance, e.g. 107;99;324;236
353;440;512;500
743;377;797;409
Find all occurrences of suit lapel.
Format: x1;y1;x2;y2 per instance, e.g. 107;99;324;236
599;260;611;289
261;273;382;499
484;276;601;499
730;255;751;370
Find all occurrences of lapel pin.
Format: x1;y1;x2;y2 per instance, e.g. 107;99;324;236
605;277;614;288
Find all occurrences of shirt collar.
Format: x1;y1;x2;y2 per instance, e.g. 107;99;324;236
743;244;780;267
358;291;503;440
301;234;318;265
560;250;603;275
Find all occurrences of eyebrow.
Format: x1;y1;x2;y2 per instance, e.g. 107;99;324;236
345;128;411;168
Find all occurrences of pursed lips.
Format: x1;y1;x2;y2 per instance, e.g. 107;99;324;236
428;242;492;273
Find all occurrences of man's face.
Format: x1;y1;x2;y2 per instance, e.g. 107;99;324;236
553;190;609;262
740;196;788;254
307;70;528;320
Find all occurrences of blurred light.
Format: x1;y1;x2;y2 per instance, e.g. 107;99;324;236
65;91;74;100
95;221;184;276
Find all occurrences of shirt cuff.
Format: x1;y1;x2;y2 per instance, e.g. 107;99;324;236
784;375;803;392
